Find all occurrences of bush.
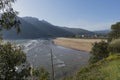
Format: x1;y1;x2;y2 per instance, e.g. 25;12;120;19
33;67;49;80
0;42;28;80
109;39;120;53
89;41;109;63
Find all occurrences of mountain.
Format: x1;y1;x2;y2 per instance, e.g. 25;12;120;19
2;16;95;39
22;17;73;37
94;29;111;35
2;17;74;39
62;27;95;35
2;17;46;39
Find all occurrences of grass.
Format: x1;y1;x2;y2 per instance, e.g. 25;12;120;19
54;38;106;52
62;54;120;80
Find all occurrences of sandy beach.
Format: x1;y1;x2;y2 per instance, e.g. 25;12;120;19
53;38;106;52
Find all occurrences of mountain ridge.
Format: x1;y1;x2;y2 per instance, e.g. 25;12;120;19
93;29;111;34
2;16;96;39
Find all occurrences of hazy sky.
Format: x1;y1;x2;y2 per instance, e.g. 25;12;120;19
13;0;120;31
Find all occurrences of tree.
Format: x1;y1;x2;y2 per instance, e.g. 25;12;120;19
108;22;120;40
0;1;50;80
0;0;21;34
109;39;120;53
0;42;29;80
89;41;109;63
0;0;30;79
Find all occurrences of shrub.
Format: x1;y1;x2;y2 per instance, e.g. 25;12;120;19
0;42;28;79
89;41;109;63
33;67;49;80
109;39;120;53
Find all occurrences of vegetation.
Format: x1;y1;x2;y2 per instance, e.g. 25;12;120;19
0;0;50;80
33;67;49;80
0;0;28;79
0;0;120;80
89;41;109;63
0;42;30;79
62;54;120;80
108;22;120;40
62;22;120;80
74;55;120;80
0;0;21;34
109;39;120;53
89;22;120;63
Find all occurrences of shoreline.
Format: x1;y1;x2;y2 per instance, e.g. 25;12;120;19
54;44;89;52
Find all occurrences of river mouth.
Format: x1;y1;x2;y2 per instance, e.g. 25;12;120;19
7;39;90;79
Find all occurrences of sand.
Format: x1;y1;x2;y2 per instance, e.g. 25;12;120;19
53;38;107;52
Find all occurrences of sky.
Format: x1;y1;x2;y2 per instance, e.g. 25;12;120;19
13;0;120;31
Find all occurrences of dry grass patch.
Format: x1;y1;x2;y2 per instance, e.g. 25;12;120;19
53;38;107;52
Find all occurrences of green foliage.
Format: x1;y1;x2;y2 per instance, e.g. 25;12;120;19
33;67;49;80
89;41;109;63
62;76;73;80
106;54;120;60
0;1;50;80
108;22;120;39
109;39;120;53
0;0;21;34
0;42;30;80
64;55;120;80
0;42;49;80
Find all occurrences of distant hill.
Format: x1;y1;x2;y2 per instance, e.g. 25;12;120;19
2;17;95;39
62;27;95;36
94;29;111;35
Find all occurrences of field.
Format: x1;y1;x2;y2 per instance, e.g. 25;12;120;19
53;38;107;52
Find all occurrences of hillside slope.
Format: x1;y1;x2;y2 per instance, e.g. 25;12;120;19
94;29;111;35
23;17;74;37
2;16;96;39
2;17;45;39
62;27;95;35
63;54;120;80
2;17;74;39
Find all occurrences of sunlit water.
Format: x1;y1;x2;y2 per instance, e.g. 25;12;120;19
6;39;90;79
